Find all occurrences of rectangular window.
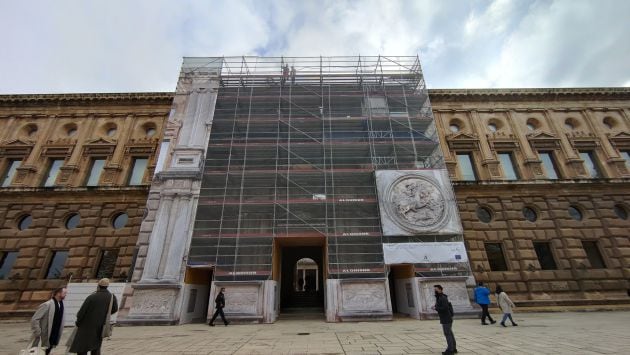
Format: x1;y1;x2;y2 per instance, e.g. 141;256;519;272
485;243;508;271
0;251;19;279
498;152;519;180
95;249;119;279
45;251;68;279
539;152;559;179
1;160;21;187
456;153;477;181
579;151;602;178
128;158;148;186
582;241;606;268
534;242;557;270
86;158;106;186
621;151;630;168
43;159;64;187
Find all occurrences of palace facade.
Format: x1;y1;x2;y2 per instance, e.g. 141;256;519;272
0;57;628;321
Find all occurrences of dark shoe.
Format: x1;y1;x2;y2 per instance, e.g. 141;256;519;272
225;321;230;326
208;323;215;327
482;322;489;325
500;322;507;327
442;352;453;355
454;350;458;354
512;323;518;326
490;320;497;324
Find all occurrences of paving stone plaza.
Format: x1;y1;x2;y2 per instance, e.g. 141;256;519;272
2;311;630;354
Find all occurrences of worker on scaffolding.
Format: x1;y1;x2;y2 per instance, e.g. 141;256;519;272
291;65;296;85
282;64;289;86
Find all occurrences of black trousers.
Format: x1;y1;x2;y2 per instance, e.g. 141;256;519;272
480;304;494;323
210;307;228;325
441;322;457;352
77;349;101;355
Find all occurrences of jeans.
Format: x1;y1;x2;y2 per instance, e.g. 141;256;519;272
501;313;515;324
441;322;457;352
480;304;494;323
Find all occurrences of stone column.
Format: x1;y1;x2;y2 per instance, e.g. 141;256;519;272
120;60;221;325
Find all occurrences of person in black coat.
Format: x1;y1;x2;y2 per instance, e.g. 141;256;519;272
69;278;118;355
432;284;457;355
208;287;229;326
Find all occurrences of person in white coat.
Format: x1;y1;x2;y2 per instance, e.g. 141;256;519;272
30;287;66;354
495;285;518;327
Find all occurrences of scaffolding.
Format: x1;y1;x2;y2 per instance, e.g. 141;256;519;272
187;56;449;281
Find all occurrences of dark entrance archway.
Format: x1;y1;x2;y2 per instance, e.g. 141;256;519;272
280;246;324;311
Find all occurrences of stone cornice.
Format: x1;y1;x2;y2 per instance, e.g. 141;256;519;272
427;87;630;102
0;92;174;106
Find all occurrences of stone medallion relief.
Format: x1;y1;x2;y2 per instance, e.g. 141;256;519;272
375;170;463;236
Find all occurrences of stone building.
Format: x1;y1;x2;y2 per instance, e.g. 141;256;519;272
0;93;171;313
430;88;630;304
0;58;628;321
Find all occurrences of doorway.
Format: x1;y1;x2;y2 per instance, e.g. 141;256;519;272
181;266;213;324
276;239;325;315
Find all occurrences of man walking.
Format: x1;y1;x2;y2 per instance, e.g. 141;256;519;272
432;284;457;355
69;278;118;355
209;287;229;326
474;282;496;325
31;287;66;355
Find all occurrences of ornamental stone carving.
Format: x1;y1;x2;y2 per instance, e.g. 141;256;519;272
390;177;445;228
130;289;176;315
375;170;463;236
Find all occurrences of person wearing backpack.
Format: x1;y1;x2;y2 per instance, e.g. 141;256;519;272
474;282;496;325
432;284;457;355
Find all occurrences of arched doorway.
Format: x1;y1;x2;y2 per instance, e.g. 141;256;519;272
279;246;324;313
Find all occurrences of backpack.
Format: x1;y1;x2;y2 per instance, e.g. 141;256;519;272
448;302;454;317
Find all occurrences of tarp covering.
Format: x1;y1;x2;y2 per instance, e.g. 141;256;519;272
383;242;468;264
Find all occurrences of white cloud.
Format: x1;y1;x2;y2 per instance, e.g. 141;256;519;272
0;0;628;93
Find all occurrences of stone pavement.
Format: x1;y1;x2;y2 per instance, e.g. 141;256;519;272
2;311;629;355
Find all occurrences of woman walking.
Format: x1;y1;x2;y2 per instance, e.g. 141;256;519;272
495;285;518;327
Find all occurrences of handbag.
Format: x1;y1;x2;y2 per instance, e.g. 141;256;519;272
19;337;45;355
101;294;114;338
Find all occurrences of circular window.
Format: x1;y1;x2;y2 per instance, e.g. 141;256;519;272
476;206;493;223
27;125;38;137
488;123;497;132
449;124;460;133
568;206;583;221
614;204;628;220
522;207;537;222
526;123;535;130
65;213;80;229
107;127;117;137
67;127;77;137
112;212;129;229
603;117;615;130
18;214;33;230
564;119;575;130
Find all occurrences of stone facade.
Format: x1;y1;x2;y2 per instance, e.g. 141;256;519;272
430;88;630;303
0;93;171;312
1;87;629;316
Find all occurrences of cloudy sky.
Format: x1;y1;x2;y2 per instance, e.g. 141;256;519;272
1;0;629;94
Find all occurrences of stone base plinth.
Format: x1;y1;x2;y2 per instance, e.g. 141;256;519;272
417;276;477;319
118;282;182;325
326;278;393;322
209;280;277;324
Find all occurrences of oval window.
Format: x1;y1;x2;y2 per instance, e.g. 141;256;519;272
112;212;129;229
476;206;493;223
522;207;537;222
568;206;583;221
146;127;156;137
449;124;460;133
18;215;33;230
613;204;628;220
488;123;497;132
65;213;80;229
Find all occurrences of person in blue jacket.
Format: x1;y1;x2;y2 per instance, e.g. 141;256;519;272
473;282;496;325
